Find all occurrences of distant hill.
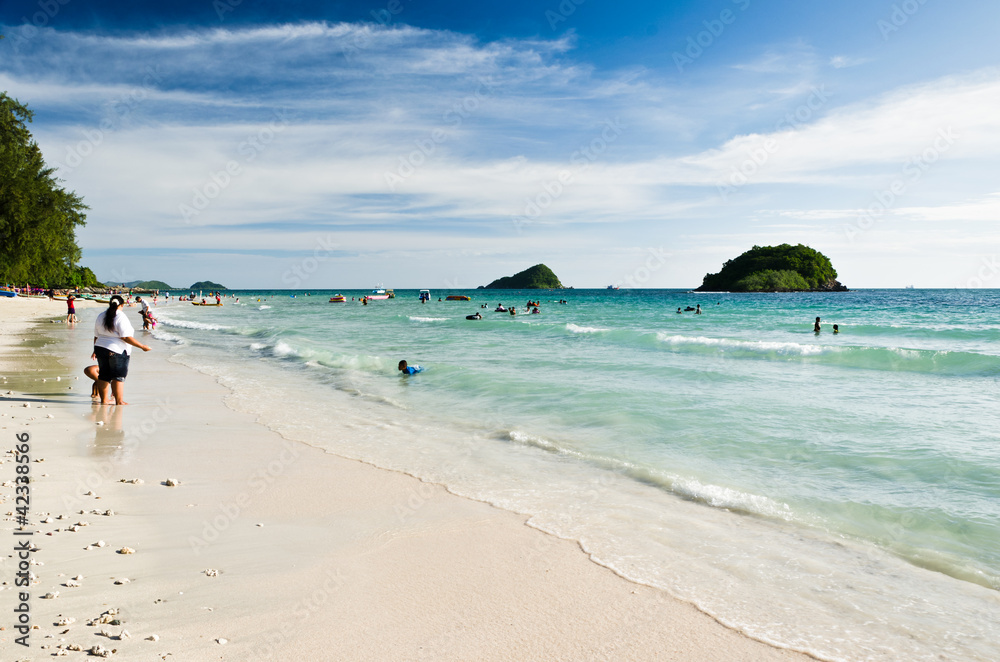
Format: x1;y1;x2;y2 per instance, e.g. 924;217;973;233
134;280;173;290
695;244;847;292
189;281;227;291
109;279;173;289
480;264;564;289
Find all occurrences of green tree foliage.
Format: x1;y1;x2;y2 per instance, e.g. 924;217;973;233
0;93;89;287
481;264;564;289
697;244;840;292
733;269;810;292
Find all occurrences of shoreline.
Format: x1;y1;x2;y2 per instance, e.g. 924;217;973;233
0;297;812;660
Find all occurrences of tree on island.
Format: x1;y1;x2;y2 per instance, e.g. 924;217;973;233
480;264;564;289
190;281;227;290
0;93;98;288
696;244;847;292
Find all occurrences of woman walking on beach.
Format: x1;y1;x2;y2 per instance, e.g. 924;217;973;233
92;295;151;405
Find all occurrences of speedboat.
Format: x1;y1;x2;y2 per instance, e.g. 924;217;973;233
367;286;390;301
419;289;430;302
329;294;347;303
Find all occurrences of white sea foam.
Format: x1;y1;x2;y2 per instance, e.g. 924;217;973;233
272;341;297;357
409;316;447;322
150;330;185;345
156;317;231;331
656;333;828;356
259;305;272;310
565;323;608;334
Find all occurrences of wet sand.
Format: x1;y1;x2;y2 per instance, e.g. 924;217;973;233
0;296;813;661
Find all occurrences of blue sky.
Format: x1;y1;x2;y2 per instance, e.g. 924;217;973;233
3;0;1000;288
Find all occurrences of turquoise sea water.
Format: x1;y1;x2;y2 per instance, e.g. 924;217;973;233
147;288;999;661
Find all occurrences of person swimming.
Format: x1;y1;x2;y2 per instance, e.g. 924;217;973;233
398;360;423;375
833;324;839;334
466;312;482;320
814;316;821;333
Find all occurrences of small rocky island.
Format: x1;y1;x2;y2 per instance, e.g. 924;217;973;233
696;244;848;292
480;264;564;289
190;280;227;290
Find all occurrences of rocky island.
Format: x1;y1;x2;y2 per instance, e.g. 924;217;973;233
479;264;564;289
696;244;848;292
190;280;227;290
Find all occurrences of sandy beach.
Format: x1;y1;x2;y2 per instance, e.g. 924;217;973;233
0;297;813;661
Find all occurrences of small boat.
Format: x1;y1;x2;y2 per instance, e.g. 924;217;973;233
419;290;430;302
0;290;17;298
607;285;620;290
446;295;471;301
329;294;347;303
367;286;390;301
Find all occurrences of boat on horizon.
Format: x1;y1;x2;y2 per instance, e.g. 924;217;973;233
366;286;390;301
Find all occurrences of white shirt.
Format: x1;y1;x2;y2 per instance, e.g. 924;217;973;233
94;310;136;355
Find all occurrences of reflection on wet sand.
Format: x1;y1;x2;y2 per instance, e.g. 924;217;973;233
89;404;125;455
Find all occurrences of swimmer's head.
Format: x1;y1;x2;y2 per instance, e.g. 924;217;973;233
398;360;408;371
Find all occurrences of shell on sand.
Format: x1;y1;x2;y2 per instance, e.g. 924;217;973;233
114;578;131;585
117;547;136;554
204;568;219;577
42;591;59;599
146;634;160;641
55;616;76;626
163;478;180;486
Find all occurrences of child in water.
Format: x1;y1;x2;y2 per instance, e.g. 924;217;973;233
398;360;423;375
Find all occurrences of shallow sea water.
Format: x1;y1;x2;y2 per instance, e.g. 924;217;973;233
146;288;1000;661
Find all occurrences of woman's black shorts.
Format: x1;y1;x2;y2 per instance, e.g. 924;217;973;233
94;346;130;382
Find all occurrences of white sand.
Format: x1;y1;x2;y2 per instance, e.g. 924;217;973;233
0;297;812;661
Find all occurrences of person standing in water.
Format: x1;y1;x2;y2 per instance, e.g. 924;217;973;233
814;317;822;333
65;295;78;324
92;295;151;405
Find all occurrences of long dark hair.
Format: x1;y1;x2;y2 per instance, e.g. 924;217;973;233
102;295;125;332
